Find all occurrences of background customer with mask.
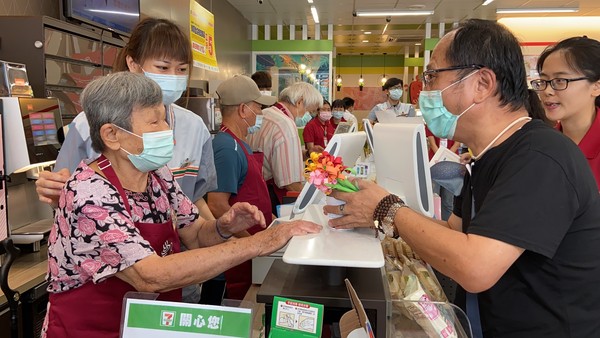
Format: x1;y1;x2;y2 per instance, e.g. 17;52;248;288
207;75;276;300
331;99;348;128
324;19;600;337
367;77;415;123
35;17;217;303
247;82;323;213
41;72;321;338
303;99;334;155
295;109;314;127
534;36;600;190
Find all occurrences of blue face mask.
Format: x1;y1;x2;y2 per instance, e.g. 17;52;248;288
115;125;174;172
295;112;312;127
332;111;344;119
389;88;403;101
143;71;188;106
419;71;478;139
243;104;263;134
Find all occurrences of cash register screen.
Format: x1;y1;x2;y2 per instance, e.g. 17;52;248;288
18;98;63;164
19;98;62;147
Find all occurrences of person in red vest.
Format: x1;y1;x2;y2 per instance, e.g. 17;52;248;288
208;75;278;299
41;72;321;338
303;100;335;155
409;74;423;105
534;36;600;190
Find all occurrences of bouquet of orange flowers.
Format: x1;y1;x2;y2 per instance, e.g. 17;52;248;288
304;151;359;195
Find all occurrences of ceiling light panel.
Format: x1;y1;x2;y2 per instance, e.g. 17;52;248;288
355;10;434;17
496;7;579;14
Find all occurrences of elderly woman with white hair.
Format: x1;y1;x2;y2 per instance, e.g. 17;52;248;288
246;82;323;212
42;72;321;338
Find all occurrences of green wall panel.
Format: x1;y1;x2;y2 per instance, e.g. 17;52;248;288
424;38;440;51
251;40;333;52
404;57;424;67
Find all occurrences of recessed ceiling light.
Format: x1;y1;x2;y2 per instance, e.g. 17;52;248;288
362;40;369;43
310;6;319;23
355;10;434;17
496;7;578;14
364;31;372;34
307;0;314;3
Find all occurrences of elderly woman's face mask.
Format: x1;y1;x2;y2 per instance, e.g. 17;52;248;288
114;125;174;172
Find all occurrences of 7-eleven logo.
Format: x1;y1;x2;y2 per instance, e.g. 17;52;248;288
161;311;176;327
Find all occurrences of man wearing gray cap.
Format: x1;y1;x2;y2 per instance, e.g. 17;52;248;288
207;75;277;299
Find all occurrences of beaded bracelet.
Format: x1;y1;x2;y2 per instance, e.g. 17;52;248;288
373;194;403;224
373;194;405;238
215;219;233;240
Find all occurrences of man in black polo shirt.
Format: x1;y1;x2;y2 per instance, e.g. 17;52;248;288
325;19;600;337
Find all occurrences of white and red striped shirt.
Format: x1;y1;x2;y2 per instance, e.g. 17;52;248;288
246;103;304;188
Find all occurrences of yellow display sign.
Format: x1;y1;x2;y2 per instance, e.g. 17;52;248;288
189;1;218;72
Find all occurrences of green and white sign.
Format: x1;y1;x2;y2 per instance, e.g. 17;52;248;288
269;297;324;338
122;298;252;338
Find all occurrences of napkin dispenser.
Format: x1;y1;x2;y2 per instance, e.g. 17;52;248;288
0;60;33;98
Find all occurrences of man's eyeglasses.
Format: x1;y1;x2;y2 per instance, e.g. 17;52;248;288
422;64;484;87
530;77;588;91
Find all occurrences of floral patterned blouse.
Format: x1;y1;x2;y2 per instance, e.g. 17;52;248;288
46;161;199;293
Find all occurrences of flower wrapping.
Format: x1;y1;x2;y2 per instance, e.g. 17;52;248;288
304;151;359;195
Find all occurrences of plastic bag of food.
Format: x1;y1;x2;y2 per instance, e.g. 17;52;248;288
403;274;458;338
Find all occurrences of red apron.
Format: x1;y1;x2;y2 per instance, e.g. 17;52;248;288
267;178;288;206
45;155;182;338
221;128;272;299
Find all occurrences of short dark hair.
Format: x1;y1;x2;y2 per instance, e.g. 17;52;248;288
382;77;403;91
447;19;529;112
342;97;354;109
537;36;600;108
251;71;272;90
332;99;345;109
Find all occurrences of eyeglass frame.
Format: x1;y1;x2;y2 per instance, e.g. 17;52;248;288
422;64;485;87
530;77;589;91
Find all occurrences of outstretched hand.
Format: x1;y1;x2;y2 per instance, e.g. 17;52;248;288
36;168;70;208
218;202;266;235
322;179;389;229
253;220;322;256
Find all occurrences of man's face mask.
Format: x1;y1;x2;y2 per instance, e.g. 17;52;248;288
419;70;479;139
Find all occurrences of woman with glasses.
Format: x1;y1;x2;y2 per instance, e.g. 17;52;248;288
533;36;600;189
